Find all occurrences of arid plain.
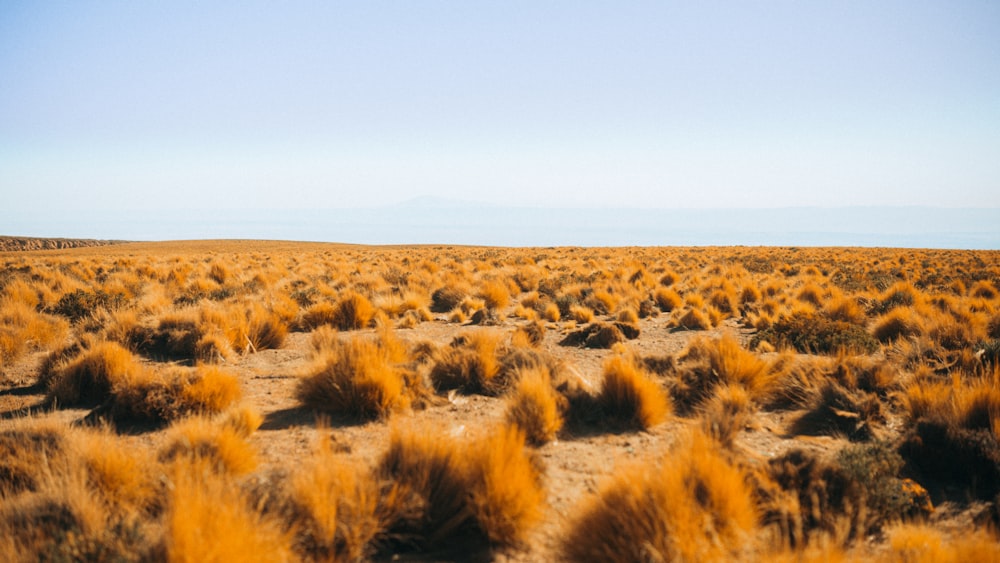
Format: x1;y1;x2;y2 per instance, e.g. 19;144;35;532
2;239;999;562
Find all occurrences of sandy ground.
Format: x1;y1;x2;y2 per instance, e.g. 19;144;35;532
1;308;845;561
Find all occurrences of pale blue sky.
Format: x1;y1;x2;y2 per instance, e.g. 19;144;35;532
2;1;999;217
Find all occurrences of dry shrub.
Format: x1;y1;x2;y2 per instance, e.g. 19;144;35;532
752;312;878;354
887;523;1000;563
162;461;293;563
281;438;381;562
0;421;68;496
376;427;474;549
873;281;921;315
46;341;142;406
429;331;507;395
824;295;867;324
560;430;757;562
597;351;670;430
307;292;376;331
653;287;682;313
430;285;466;313
72;427;159;512
242;302;287;352
668;335;777;414
478;279;510;310
542;302;560;322
789;381;882;441
104;364;242;426
873;308;924;343
377;425;544;551
297;335;410;421
568;304;594;323
0;297;68;369
762;449;867;547
505;367;564;446
159;416;258;476
464;426;545;547
969;280;999;300
678;307;712;330
700;384;753;447
0;466;146;563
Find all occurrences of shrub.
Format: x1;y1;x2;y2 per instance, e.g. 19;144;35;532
836;441;911;529
477;280;510;310
668;335;778;413
597;352;670;430
158;416;258;476
162;461;292;563
280;439;381;562
328;292;376;330
559;430;756;562
0;423;68;496
107;364;242;425
376;427;475;549
751;312;878;354
51;289;129;321
430;286;466;313
505;367;564;446
873;308;924;343
700;384;753;447
677;308;712;330
297;336;410;421
73;428;159;512
46;341;141;406
464;426;545;547
429;331;506;395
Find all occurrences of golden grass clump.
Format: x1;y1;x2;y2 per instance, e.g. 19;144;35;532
700;384;754;447
478;279;511;310
376;427;474;548
678;307;713;330
887;523;1000;563
162;461;293;563
598;350;670;430
297;334;411;421
158;416;258;476
377;424;545;551
0;297;69;372
105;364;242;426
505;367;564;446
46;340;142;406
72;427;159;512
464;425;545;547
281;437;381;562
873;307;925;343
560;430;757;562
429;330;507;395
0;421;69;496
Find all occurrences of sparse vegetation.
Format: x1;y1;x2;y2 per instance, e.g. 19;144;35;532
2;241;999;561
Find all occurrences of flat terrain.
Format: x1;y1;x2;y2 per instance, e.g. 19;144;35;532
2;241;999;561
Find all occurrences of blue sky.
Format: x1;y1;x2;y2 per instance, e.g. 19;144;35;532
2;1;999;218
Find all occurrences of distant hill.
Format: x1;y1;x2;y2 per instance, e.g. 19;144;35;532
0;237;127;252
2;204;999;249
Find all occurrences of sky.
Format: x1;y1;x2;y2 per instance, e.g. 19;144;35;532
1;2;999;224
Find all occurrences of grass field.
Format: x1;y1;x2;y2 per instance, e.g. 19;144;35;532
2;240;999;561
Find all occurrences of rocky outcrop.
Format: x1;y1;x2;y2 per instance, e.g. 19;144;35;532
0;237;127;252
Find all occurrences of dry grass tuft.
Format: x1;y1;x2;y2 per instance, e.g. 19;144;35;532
46;341;142;406
465;425;545;547
281;437;381;562
162;460;293;563
376;426;474;549
297;335;411;421
429;331;508;395
0;421;69;496
158;416;258;476
505;367;564;446
597;350;670;430
560;430;757;562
